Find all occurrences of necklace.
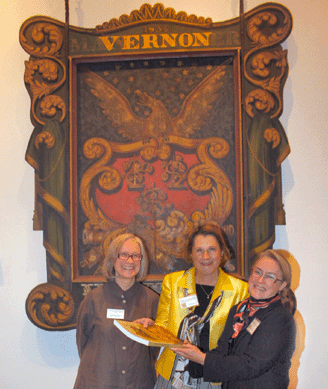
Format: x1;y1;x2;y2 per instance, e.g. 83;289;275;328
199;284;214;300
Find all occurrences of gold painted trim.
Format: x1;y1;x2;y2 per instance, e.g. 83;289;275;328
44;239;68;274
248;179;276;220
249;234;275;258
38;185;69;224
95;3;213;33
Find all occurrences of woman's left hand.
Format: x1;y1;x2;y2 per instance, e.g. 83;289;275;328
171;340;206;365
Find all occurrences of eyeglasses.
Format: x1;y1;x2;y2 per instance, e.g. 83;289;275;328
251;268;283;284
118;252;143;261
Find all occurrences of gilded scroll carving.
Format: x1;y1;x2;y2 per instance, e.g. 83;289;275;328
244;7;292;119
26;283;75;330
244;5;292;261
35;131;55;150
20;2;293;331
20;21;66;125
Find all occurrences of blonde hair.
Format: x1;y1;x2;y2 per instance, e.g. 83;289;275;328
102;233;149;282
252;249;292;300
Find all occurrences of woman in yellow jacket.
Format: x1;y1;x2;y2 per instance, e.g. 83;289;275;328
138;223;249;389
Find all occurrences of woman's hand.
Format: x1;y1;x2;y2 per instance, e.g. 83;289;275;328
171;340;206;365
133;318;155;328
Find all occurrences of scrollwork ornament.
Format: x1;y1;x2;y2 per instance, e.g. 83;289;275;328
247;11;290;48
20;20;66;125
98;169;122;191
245;89;275;118
244;7;292;119
188;165;213;192
246;49;287;118
188;138;233;225
24;58;66;124
80;138;121;231
208;138;230;159
35;131;55;150
40;95;66;121
20;22;63;58
251;50;287;79
264;128;281;149
26;283;75;330
154;209;194;259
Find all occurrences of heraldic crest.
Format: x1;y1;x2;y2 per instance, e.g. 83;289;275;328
19;2;292;330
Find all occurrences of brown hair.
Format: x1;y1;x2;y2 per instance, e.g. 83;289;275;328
186;222;234;268
102;233;149;282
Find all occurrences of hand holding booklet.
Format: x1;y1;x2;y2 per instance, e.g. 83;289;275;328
114;319;184;348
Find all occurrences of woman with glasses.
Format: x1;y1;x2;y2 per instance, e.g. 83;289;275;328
137;222;249;389
172;249;296;389
73;233;159;389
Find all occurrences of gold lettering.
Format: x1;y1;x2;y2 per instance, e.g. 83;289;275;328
178;33;194;48
192;32;212;47
98;32;214;52
160;34;178;48
98;36;119;51
123;35;140;50
142;34;160;49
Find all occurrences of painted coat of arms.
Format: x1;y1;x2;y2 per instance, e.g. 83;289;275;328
20;2;292;330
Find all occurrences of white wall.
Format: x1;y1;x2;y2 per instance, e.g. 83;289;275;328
0;0;327;388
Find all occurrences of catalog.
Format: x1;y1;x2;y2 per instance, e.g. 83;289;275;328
114;319;184;348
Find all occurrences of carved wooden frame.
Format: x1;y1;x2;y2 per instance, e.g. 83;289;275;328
20;2;292;330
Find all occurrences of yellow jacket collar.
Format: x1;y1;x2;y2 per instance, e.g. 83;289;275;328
176;267;236;306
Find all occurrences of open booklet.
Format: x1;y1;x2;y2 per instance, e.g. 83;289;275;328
114;319;184;348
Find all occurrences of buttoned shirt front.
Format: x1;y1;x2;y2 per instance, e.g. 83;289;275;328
74;280;159;389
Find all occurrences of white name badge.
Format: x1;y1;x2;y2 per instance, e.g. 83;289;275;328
107;309;125;319
179;294;199;309
247;317;261;335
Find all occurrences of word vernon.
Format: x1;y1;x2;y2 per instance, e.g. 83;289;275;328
98;32;213;51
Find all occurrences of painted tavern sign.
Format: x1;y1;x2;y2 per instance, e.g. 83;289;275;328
20;2;292;330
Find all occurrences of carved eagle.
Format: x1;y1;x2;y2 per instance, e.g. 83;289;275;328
84;60;230;141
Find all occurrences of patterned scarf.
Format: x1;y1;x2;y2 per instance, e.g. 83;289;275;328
232;294;280;338
166;293;223;389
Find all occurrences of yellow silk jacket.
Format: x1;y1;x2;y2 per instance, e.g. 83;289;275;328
155;267;249;380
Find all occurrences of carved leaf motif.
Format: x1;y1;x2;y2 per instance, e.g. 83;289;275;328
26;284;74;329
35;131;55;150
264;128;280;149
40;95;66;121
96;3;212;32
245;89;275;117
247;11;290;48
29;23;63;57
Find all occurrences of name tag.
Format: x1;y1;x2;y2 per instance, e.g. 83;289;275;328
107;309;124;319
247;317;261;335
179;294;199;309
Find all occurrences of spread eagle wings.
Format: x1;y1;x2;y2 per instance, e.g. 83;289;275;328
84;59;231;141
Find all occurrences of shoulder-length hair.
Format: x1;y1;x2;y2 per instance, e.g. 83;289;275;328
186;222;234;268
251;249;292;299
102;233;149;282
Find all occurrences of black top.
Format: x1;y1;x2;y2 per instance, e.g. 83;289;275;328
203;298;296;389
195;284;215;351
